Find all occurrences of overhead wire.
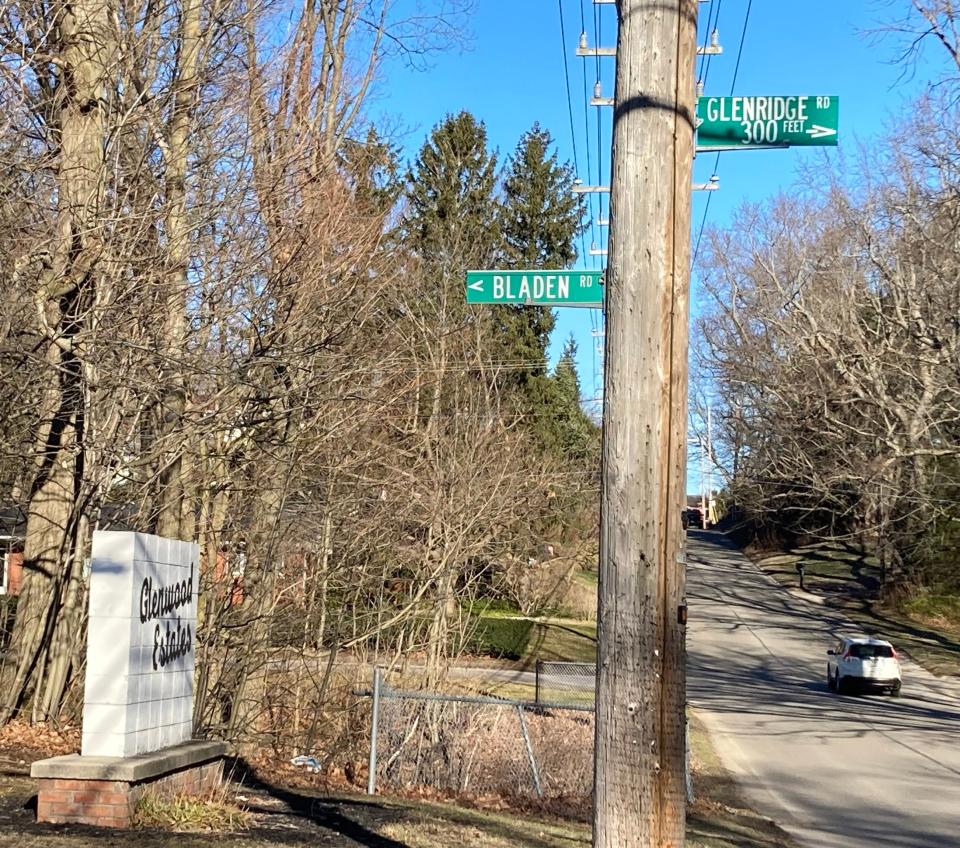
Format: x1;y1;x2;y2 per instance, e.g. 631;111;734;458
578;0;597;269
696;0;719;87
557;0;590;266
692;0;752;268
593;0;605;268
591;0;614;402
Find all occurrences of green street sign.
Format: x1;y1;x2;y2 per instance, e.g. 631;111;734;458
465;270;604;307
696;95;839;150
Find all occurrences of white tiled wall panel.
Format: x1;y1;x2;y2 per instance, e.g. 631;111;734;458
81;531;199;758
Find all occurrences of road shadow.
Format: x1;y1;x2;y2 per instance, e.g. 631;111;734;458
688;532;960;656
687;532;960;847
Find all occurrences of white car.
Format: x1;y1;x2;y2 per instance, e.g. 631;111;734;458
827;635;902;696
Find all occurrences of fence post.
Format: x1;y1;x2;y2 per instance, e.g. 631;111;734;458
367;667;382;795
535;659;542;706
516;705;543;798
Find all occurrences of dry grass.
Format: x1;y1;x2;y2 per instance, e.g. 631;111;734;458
0;717;801;848
133;788;255;832
378;802;589;848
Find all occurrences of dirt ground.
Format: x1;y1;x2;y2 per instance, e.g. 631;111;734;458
1;775;411;847
0;711;798;848
0;741;587;848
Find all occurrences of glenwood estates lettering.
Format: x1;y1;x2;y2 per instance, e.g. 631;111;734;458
139;564;195;670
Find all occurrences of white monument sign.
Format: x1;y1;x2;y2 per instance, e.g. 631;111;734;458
82;531;198;758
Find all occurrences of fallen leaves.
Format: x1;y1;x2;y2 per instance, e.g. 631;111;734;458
0;721;79;758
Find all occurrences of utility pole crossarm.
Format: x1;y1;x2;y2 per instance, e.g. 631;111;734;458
579;29;720;57
593;0;711;4
577;43;616;57
575;183;714;193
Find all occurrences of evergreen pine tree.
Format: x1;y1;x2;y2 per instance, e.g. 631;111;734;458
501;123;584;267
493;123;587;457
494;124;586;386
342;127;403;217
403;111;499;272
537;336;598;461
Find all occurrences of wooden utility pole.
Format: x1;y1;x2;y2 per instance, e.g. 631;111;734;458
593;1;697;846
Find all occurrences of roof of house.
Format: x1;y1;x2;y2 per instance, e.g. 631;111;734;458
0;506;26;538
0;502;141;539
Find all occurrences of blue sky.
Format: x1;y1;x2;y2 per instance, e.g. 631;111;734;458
376;0;942;484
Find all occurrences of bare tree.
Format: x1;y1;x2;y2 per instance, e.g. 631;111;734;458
697;103;960;592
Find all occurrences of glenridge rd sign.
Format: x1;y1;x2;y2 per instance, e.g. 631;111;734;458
696;95;839;149
465;270;604;307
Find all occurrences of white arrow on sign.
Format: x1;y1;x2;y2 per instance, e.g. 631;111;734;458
806;124;836;139
467;279;485;292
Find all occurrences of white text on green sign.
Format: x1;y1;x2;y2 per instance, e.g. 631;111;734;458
465;270;604;307
696;95;839;149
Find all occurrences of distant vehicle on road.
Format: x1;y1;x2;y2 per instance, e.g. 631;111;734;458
827;635;902;696
685;507;703;527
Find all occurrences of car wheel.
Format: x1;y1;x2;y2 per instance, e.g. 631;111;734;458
827;666;836;691
890;683;902;697
836;674;847;695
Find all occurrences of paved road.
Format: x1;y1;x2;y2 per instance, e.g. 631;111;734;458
687;530;960;848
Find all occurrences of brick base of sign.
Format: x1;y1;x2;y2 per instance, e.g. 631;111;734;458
31;740;227;829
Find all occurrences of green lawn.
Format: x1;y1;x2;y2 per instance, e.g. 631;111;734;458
469;614;597;667
573;568;598;587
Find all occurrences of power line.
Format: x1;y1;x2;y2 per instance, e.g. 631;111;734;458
729;0;753;88
593;0;606;267
583;0;612;402
578;0;597;269
696;0;718;86
557;0;590;265
692;0;753;268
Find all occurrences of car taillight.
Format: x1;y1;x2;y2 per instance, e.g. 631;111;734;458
892;648;898;661
842;651;853;661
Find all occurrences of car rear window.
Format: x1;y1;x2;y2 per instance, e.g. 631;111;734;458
848;644;894;658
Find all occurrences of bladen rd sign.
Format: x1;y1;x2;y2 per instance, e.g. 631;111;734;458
465;270;604;307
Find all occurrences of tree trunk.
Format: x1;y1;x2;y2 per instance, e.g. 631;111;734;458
1;0;115;722
154;0;202;539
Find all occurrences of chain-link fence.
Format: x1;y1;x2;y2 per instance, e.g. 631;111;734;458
364;669;594;806
360;665;691;812
534;660;596;707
